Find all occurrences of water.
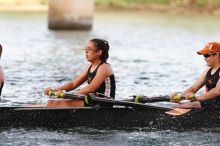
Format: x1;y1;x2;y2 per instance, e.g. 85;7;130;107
1;127;220;146
0;11;220;145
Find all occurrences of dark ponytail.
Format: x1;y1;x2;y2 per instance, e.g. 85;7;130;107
90;38;109;62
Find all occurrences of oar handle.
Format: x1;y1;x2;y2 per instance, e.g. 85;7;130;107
48;90;57;96
48;90;66;97
170;94;196;102
49;91;84;98
48;91;92;104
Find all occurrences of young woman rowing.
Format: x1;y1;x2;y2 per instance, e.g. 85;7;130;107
44;38;116;107
171;42;220;108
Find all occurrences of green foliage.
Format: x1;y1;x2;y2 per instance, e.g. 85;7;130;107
1;0;220;8
196;0;209;7
95;0;220;7
195;0;220;7
95;0;171;5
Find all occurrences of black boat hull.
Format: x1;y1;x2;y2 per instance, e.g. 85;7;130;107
0;106;219;129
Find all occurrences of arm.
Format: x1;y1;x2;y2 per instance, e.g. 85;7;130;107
170;68;208;102
56;64;90;91
44;64;90;95
172;69;209;108
76;63;113;94
181;68;209;96
195;71;220;101
174;69;220;109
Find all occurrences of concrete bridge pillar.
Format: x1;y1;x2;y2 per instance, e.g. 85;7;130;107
48;0;94;30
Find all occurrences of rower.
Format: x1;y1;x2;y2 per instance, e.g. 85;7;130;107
170;42;220;108
0;44;4;96
44;38;116;107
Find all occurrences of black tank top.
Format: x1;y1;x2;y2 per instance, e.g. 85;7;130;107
205;67;220;91
87;62;116;107
202;67;220;108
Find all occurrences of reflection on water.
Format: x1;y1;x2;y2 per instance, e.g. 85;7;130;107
0;11;220;145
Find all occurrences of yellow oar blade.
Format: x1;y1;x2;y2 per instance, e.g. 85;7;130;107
165;108;190;116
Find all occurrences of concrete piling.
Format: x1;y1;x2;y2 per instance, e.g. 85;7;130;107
48;0;94;30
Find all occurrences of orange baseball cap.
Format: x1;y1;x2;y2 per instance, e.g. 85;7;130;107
197;42;220;55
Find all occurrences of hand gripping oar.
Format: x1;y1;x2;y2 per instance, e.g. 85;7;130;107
132;95;192;116
133;94;195;103
48;91;93;105
49;91;191;116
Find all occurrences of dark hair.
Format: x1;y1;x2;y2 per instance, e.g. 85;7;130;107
90;38;109;62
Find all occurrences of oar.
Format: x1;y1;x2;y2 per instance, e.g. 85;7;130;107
51;92;192;115
48;91;169;109
48;91;92;105
48;91;85;100
94;97;193;117
126;95;170;103
165;108;191;116
67;93;172;109
93;93;170;103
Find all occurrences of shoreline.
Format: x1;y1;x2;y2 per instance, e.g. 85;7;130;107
0;4;47;12
95;5;220;16
0;4;220;15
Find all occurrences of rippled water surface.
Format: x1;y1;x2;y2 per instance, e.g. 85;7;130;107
0;11;220;145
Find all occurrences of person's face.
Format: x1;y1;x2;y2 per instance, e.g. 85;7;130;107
84;41;102;62
203;53;219;67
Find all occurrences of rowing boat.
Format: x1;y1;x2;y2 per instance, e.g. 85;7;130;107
1;92;219;129
0;104;219;129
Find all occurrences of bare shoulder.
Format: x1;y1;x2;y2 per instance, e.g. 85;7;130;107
202;67;210;74
98;63;114;74
100;63;113;70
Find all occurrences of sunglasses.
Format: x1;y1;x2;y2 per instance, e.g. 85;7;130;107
203;53;216;58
